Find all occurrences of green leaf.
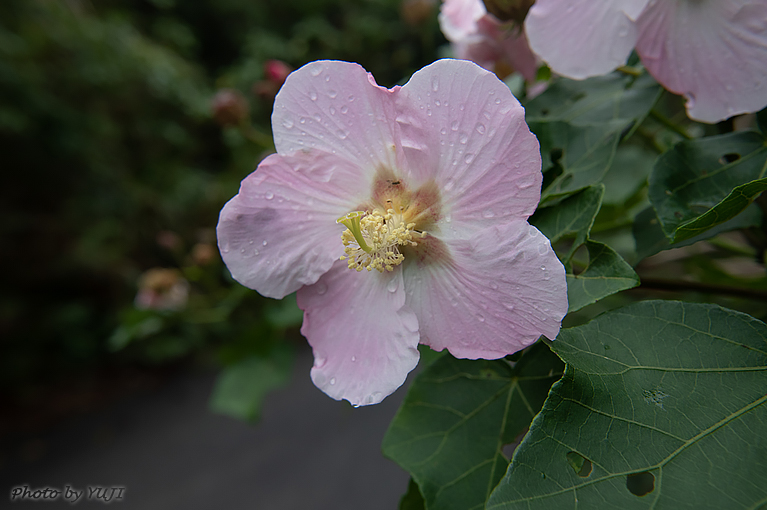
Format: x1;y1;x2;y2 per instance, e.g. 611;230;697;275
531;184;604;260
633;204;764;261
648;131;767;242
400;478;426;510
673;178;767;241
525;72;661;127
383;343;563;510
566;240;639;313
487;301;767;510
209;345;293;423
532;120;623;200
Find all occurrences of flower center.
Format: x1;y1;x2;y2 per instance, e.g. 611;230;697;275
337;209;422;272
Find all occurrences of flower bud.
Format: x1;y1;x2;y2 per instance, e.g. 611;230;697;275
482;0;535;24
211;89;249;127
264;59;292;85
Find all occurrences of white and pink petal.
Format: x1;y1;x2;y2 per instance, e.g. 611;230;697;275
297;262;420;406
403;220;567;359
525;0;650;79
396;59;542;237
217;151;368;299
272;60;405;173
636;0;767;123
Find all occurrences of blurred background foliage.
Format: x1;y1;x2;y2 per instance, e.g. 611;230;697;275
0;0;443;418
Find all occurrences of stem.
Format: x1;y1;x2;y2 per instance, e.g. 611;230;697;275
635;277;767;301
616;65;643;77
649;109;693;140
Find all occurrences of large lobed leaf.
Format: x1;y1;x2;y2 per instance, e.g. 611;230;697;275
648;131;767;243
383;343;563;510
488;301;767;509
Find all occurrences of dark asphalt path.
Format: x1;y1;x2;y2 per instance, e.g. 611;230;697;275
1;348;410;509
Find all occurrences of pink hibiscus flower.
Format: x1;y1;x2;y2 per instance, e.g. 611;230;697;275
439;0;539;82
217;59;567;406
525;0;767;123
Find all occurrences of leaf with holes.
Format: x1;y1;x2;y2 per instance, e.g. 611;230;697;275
566;240;639;313
526;72;661;127
487;301;767;510
383;343;563;510
648;131;767;242
531;184;604;261
532;120;624;200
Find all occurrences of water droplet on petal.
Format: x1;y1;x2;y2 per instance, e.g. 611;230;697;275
464;153;475;164
329;89;338;99
434;99;441;106
299;117;307;124
313;114;321;122
351;356;356;362
337;129;348;140
315;282;328;295
329;377;336;385
309;91;318;101
262;240;268;246
282;118;294;129
265;191;274;200
431;76;439;92
459;132;468;144
477;314;485;323
387;278;398;293
482;209;495;218
475;123;486;134
495;98;501;104
329;106;336;115
309;65;322;77
340;105;349;114
451;120;459;131
348;94;355;102
314;356;326;368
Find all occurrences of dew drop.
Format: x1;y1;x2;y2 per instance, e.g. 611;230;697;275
351;356;356;362
340;105;349;114
324;75;331;82
262;240;268;246
253;249;259;256
464;153;475;164
329;377;336;385
475;123;486;135
329;89;338;99
477;314;485;322
451;120;459;131
348;94;355;102
540;265;546;271
299;117;307;124
309;65;322;77
309;91;318;101
316;282;328;295
313;114;321;122
337;129;348;139
387;278;398;293
495;97;501;104
482;209;495;218
314;356;327;368
329;106;336;115
240;247;246;254
431;76;439;91
504;303;515;311
459;132;469;144
265;191;274;200
282;118;294;129
434;99;441;106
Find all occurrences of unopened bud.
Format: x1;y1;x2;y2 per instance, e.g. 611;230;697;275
264;60;292;85
482;0;535;24
211;89;249;127
401;0;437;26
